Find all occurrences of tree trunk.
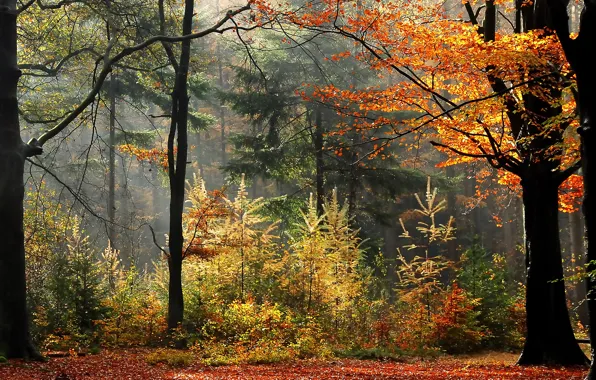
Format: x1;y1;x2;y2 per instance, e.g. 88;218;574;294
583;101;596;379
517;175;588;365
314;107;325;215
108;72;117;247
216;0;227;169
0;3;40;359
569;210;588;326
543;1;596;374
576;32;596;380
165;0;193;339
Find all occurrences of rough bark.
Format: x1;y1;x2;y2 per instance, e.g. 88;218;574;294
517;175;588;365
0;3;41;359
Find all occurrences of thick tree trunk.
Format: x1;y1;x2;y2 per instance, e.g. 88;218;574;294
548;4;596;376
583;103;596;380
0;3;40;359
577;36;596;380
517;176;588;365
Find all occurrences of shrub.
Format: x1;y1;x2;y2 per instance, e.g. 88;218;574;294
98;268;167;347
432;283;483;354
145;349;194;367
457;244;525;349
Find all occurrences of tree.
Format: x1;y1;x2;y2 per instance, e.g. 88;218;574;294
545;0;596;376
160;0;194;336
0;0;259;358
285;0;586;365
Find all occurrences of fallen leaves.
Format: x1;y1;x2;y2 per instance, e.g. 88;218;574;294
0;349;587;379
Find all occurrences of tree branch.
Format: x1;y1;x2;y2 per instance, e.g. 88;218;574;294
19;47;97;77
26;3;253;155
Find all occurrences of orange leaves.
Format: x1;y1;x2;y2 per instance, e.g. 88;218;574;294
0;351;589;379
183;181;229;260
328;51;351;62
559;174;584;213
118;144;175;169
432;284;483;353
497;170;584;213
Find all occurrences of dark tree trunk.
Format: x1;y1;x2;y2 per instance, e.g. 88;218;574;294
165;0;193;338
517;175;588;365
544;1;596;376
0;3;40;359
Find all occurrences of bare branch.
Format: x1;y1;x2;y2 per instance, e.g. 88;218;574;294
19;47;97;77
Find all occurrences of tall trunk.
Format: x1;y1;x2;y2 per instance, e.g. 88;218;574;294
463;173;482;242
314;107;325;215
108;72;117;247
216;0;226;168
503;202;515;260
583;97;596;379
347;151;357;220
0;2;40;359
445;165;458;263
569;210;588;325
544;1;596;373
166;0;193;337
517;175;588;365
577;29;596;380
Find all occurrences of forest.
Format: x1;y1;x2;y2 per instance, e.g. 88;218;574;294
0;0;595;379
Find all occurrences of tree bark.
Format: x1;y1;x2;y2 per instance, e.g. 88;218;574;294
569;210;588;326
0;2;41;359
517;175;588;365
582;97;596;379
165;0;193;339
577;40;596;380
543;0;596;375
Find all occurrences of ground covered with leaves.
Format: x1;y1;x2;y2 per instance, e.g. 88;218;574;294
0;350;588;379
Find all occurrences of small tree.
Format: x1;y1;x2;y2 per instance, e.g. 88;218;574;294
397;177;454;320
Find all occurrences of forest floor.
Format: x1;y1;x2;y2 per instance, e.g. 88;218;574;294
0;349;588;379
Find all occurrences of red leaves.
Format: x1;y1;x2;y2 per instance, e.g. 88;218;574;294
0;350;588;379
